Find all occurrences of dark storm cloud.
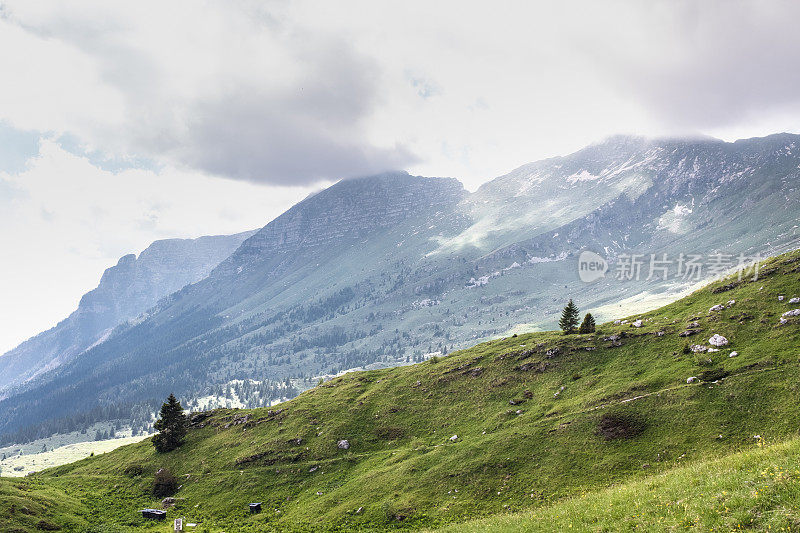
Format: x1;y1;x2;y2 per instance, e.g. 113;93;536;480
159;44;418;185
177;90;416;185
590;1;800;130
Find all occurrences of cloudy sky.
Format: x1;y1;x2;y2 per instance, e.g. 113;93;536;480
1;0;799;353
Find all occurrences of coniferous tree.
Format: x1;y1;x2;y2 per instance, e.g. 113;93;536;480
578;313;596;333
559;299;580;334
152;394;187;453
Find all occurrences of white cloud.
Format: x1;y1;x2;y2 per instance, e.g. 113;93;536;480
2;1;800;189
0;0;415;185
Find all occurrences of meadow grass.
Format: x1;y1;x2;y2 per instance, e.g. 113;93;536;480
435;436;800;532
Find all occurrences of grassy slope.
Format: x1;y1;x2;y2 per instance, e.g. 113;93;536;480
436;435;800;532
2;250;800;532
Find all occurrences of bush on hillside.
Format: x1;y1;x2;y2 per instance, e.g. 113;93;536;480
152;468;178;497
123;464;145;477
596;412;647;440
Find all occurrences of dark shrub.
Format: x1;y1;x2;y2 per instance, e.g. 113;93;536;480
375;426;405;440
699;368;730;382
123;464;145;477
152;468;178;497
35;520;61;531
597;412;647;440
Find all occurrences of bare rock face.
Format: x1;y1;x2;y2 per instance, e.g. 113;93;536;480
214;172;466;275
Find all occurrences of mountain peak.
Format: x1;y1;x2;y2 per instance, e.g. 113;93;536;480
221;173;465;270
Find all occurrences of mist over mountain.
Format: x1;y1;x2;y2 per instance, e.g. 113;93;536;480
0;231;255;393
1;134;799;443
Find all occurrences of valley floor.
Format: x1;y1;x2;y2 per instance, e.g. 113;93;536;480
0;435;150;477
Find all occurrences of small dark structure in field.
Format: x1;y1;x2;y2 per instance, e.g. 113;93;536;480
249;502;262;514
140;508;167;520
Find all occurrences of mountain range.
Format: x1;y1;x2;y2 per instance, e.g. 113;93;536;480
0;232;254;393
1;133;799;444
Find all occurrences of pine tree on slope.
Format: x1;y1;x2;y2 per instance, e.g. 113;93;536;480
578;313;596;333
559;300;580;334
152;394;187;453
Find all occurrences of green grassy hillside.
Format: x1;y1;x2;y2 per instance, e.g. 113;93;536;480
3;249;800;532
436;435;800;532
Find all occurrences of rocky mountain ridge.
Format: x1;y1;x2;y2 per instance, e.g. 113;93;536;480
0;231;255;393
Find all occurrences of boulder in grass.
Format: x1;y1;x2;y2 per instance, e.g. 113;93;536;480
709;304;725;312
709;334;729;347
449;435;459;442
161;497;176;508
632;320;643;328
337;439;350;450
690;344;708;353
687;376;698;384
729;351;739;358
789;297;800;304
782;309;800;317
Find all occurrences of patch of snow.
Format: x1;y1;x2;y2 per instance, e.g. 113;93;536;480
657;203;693;234
565;170;601;183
